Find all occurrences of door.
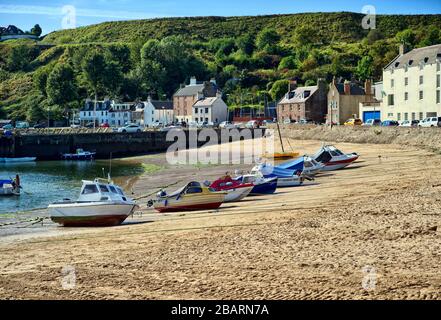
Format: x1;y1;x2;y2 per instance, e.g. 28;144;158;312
363;111;381;123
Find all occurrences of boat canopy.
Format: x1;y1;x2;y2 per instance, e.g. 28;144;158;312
276;156;305;171
253;164;297;178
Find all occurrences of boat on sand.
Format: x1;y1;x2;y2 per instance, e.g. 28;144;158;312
48;178;138;227
312;145;359;171
209;176;254;202
149;181;226;213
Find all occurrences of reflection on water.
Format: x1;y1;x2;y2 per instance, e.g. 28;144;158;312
0;160;144;214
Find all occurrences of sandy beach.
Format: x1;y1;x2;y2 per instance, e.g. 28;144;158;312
1;136;441;300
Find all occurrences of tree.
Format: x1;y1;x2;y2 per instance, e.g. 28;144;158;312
293;25;316;47
419;26;440;47
356;56;374;81
395;29;416;48
366;29;383;44
30;24;42;37
256;28;280;51
269;80;290;101
46;64;78;115
6;45;38;72
33;66;52;96
278;56;297;71
236;34;255;55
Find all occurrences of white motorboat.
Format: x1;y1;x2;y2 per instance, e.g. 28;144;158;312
48;178;138;227
312;145;359;171
303;157;325;176
251;163;304;187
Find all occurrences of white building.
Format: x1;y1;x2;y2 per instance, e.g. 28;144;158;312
108;101;135;127
132;97;174;127
380;44;441;122
79;100;111;125
192;97;228;124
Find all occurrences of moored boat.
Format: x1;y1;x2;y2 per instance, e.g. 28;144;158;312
209;176;254;202
150;181;226;213
251;163;304;187
48;178;138;227
61;149;96;161
312;145;359;171
234;173;278;195
0;157;36;163
0;175;21;196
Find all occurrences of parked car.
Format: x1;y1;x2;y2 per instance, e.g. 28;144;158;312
117;124;142;133
70;124;81;129
219;121;236;129
85;122;95;128
262;120;274;127
245;120;260;129
283;118;293;125
151;122;164;129
201;121;215;128
419;117;441;127
381;120;399;127
344;118;363;126
15;121;30;129
399;120;420;127
100;123;110;128
299;119;314;125
363;119;382;127
2;124;13;130
160;125;182;132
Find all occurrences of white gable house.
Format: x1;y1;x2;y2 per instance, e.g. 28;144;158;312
192;97;228;125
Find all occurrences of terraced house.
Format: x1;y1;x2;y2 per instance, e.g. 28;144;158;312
381;44;441;122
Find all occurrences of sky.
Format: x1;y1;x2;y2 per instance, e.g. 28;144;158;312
1;0;441;35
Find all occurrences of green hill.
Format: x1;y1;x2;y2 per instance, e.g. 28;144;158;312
1;12;441;123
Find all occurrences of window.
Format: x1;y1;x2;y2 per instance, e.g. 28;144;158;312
404;113;408;121
419;76;424;85
412;113;416;121
109;186;117;193
195;108;198;114
205;108;209;113
405;92;408;101
437;75;440;88
391;79;394;88
387;113;394;117
437;90;440;104
397;113;401;121
116;188;124;196
186;187;203;194
82;184;99;195
438;62;441;72
419;91;424;100
405;77;408;86
419;112;424;120
388;94;395;106
99;185;109;193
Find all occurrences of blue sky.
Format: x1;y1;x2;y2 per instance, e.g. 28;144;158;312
1;0;441;35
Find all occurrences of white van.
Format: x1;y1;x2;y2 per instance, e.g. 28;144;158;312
419;117;441;127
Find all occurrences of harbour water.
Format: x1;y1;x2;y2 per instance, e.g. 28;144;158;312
0;160;145;215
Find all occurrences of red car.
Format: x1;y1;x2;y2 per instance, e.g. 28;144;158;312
100;123;110;128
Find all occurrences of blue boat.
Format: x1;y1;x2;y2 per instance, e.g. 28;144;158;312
276;156;304;172
251;163;304;188
61;149;96;161
235;174;278;195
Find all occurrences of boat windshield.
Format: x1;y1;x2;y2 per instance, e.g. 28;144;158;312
186;186;203;194
108;186;118;193
99;184;110;193
116;187;125;196
82;184;99;195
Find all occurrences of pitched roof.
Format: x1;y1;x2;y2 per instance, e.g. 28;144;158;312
385;44;441;71
151;100;173;110
174;84;205;97
81;100;111;111
193;97;222;107
335;83;366;95
278;86;318;104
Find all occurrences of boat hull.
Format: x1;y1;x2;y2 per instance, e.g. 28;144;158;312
0;157;36;163
276;176;304;187
154;193;225;213
0;187;19;196
223;186;253;202
48;202;137;227
250;180;278;195
322;155;359;171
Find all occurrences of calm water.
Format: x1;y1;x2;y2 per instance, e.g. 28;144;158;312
0;160;145;215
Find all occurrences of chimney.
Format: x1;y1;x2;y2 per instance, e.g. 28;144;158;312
364;79;372;96
190;76;197;86
399;43;409;56
344;80;351;95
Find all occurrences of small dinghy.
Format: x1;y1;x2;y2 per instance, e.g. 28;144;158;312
208;175;254;202
234;173;278;195
149;181;226;213
251;163;305;188
312;145;359;171
61;149;96;161
0;175;21;196
48;178;138;227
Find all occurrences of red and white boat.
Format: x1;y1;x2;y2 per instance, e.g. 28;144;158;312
312;145;359;171
209;176;254;202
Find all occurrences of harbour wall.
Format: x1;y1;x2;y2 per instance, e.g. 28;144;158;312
0;129;264;160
